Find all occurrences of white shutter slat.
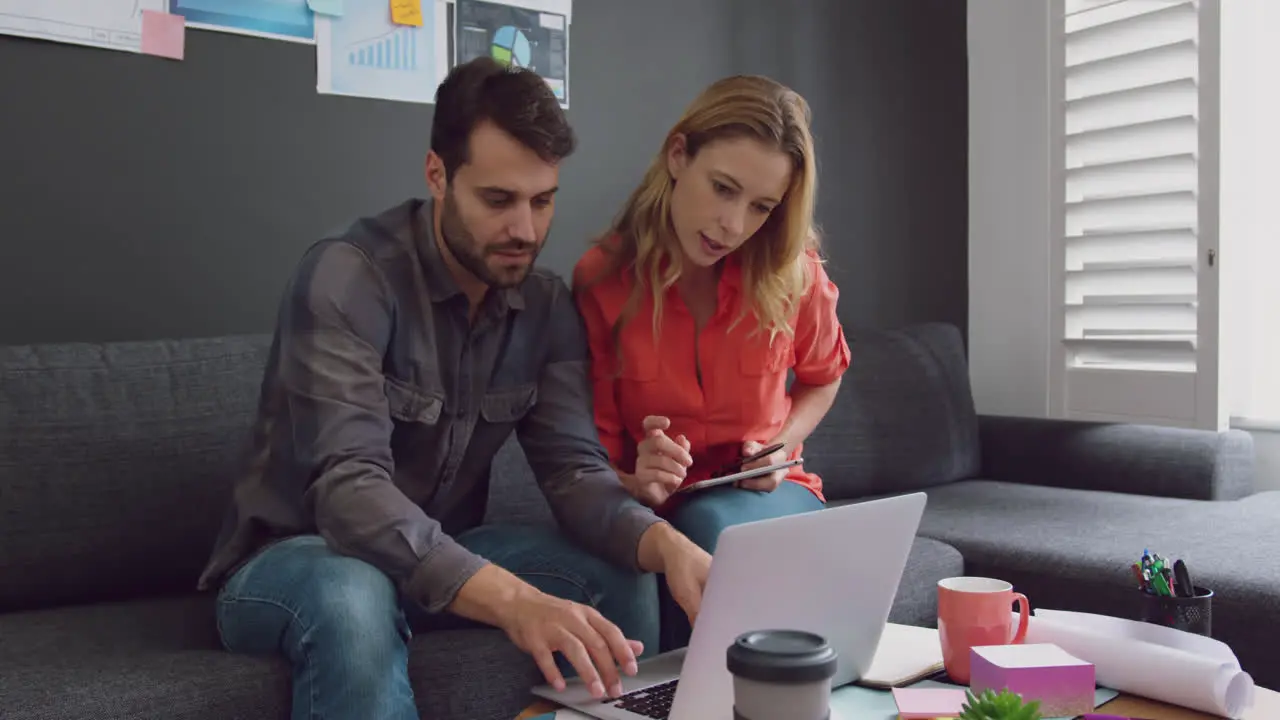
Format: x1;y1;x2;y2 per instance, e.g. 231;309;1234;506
1068;223;1195;239
1066;0;1127;18
1073;259;1197;271
1066;115;1197;168
1076;293;1197;306
1049;0;1220;428
1066;338;1197;371
1066;227;1199;267
1066;39;1198;100
1068;304;1195;336
1066;265;1196;303
1066;1;1197;65
1066;153;1197;202
1066;78;1197;136
1065;190;1197;235
1067;0;1194;31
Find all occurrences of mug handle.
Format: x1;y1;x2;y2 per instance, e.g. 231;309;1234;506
1010;592;1030;644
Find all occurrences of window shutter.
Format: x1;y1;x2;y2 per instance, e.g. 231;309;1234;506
1048;0;1223;429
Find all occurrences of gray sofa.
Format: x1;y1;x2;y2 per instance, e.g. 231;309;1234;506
0;322;1274;720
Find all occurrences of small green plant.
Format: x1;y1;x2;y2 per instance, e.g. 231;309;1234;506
957;688;1043;720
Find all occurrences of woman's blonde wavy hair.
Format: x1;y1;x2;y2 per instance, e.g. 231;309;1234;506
586;74;821;350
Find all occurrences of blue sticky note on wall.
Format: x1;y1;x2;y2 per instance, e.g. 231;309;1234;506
307;0;344;16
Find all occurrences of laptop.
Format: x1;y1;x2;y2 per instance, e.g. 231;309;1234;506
531;491;928;720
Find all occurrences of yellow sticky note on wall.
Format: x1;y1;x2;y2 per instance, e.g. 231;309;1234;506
390;0;423;26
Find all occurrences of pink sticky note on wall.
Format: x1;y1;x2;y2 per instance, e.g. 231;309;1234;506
141;10;185;60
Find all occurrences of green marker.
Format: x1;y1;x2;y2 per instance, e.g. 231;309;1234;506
1151;569;1171;596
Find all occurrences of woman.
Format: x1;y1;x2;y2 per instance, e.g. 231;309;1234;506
572;75;852;651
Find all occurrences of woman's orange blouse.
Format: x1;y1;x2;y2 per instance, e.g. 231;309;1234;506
572;243;852;502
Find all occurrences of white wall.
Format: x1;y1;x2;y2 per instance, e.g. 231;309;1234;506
967;0;1051;418
966;0;1280;491
1220;0;1280;492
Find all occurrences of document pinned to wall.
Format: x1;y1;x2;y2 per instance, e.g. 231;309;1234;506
167;0;317;44
316;0;452;105
0;0;168;54
455;0;571;108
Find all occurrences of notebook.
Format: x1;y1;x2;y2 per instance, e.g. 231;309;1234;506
857;623;946;689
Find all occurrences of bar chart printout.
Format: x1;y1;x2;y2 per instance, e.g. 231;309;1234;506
316;0;450;104
0;0;168;54
349;28;417;71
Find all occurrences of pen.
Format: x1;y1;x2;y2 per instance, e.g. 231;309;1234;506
715;442;784;475
1136;551;1154;594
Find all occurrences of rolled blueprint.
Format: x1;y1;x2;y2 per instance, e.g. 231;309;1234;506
1021;609;1255;719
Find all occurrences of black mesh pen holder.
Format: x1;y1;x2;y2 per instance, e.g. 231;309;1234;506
1137;585;1213;636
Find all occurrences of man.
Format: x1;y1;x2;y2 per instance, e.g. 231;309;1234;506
197;57;712;720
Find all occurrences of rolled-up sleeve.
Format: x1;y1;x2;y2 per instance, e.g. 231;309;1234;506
282;240;487;612
792;259;852;386
518;277;661;570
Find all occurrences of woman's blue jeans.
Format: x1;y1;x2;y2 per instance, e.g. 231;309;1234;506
659;481;825;652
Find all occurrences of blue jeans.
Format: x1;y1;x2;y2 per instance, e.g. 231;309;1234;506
659;481;824;651
216;526;659;720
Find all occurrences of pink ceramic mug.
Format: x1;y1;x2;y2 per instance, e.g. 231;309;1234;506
937;577;1030;684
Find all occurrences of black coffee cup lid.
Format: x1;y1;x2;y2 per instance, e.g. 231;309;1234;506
726;629;839;684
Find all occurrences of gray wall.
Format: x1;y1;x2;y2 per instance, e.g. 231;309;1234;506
0;0;966;345
734;0;969;334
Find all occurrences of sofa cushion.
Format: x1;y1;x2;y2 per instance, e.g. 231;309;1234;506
886;536;965;628
918;480;1280;689
978;414;1256;501
0;595;542;720
0;335;271;613
804;323;981;501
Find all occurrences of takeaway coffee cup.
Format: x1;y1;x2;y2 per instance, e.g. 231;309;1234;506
726;629;839;720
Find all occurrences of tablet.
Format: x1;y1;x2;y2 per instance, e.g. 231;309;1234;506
674;458;804;494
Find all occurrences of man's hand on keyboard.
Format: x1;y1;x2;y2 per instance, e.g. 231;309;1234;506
501;587;643;700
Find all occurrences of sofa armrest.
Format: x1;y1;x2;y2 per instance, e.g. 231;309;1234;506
977;414;1255;501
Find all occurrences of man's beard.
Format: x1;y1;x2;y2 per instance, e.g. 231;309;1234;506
439;191;543;289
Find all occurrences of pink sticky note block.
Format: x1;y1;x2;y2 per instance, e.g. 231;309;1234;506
891;687;967;719
970;643;1097;718
141;10;185;60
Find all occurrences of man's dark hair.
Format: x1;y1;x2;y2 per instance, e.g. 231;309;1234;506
430;57;576;180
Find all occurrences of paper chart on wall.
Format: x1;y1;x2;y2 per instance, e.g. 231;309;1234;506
454;0;570;107
316;0;451;105
167;0;316;43
0;0;168;54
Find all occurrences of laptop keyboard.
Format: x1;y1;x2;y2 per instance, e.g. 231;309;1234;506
611;679;678;719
